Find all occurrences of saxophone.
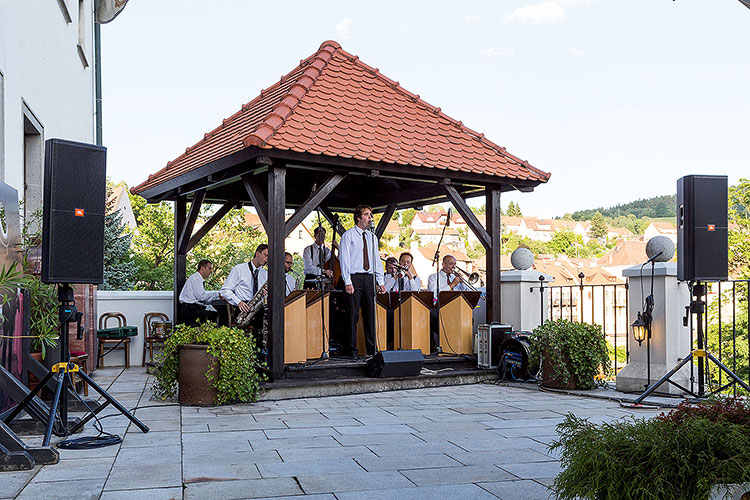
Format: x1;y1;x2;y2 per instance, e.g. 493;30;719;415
235;282;268;328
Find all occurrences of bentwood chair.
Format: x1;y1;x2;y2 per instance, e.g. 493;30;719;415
97;312;137;369
142;312;170;366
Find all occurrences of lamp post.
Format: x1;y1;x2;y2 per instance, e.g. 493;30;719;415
631;297;653;390
578;272;585;323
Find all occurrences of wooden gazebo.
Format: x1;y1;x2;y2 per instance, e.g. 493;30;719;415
131;40;550;379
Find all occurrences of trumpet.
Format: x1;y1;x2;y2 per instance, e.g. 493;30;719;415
454;267;480;291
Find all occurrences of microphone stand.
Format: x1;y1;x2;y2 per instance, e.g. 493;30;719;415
316;209;329;359
369;221;380;354
431;212;451;354
381;257;410;350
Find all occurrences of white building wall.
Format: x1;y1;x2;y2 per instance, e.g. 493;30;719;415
0;1;96;205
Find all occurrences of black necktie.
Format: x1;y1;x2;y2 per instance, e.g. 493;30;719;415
252;268;259;295
362;232;370;271
399;277;405;291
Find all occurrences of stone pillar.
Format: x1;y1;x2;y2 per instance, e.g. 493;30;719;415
616;262;691;394
500;270;553;332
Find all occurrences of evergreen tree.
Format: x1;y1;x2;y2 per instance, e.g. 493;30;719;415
506;201;522;217
588;211;608;242
101;184;136;290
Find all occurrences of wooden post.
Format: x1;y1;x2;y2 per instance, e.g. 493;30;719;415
485;187;502;323
267;165;286;380
174;197;187;324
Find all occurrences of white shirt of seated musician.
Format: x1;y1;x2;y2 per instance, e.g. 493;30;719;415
284;252;298;297
303;227;333;278
383;257;421;292
221;245;268;313
427;255;469;298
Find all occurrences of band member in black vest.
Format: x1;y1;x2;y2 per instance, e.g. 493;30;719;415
339;205;385;358
303;227;333;289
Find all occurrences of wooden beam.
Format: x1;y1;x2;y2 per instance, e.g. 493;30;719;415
242;174;269;231
320;206;345;236
375;204;396;239
178;189;205;254
267;165;286;381
284;173;346;238
443;183;491;249
485;187;502;323
186;200;235;253
174;198;187;324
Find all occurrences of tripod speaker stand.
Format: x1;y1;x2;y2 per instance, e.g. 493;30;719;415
3;285;149;445
633;281;750;404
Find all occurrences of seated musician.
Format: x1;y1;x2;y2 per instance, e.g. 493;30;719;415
284;252;298;297
221;244;268;324
382;257;400;292
426;254;469;353
398;252;421;291
303;227;333;289
179;259;220;326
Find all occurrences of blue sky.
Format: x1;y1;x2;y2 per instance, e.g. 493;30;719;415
102;0;750;217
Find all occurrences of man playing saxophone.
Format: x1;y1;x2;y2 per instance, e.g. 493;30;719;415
221;244;268;319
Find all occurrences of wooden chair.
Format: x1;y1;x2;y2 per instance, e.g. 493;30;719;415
142;312;170;366
69;351;89;396
97;312;137;369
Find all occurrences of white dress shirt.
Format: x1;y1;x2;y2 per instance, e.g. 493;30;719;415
179;272;220;305
302;244;331;276
383;274;421;292
339;225;384;287
285;273;297;296
221;262;267;306
427;270;469;298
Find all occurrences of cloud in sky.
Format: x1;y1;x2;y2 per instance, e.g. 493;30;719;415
336;18;352;40
465;15;483;27
503;1;566;25
483;47;515;58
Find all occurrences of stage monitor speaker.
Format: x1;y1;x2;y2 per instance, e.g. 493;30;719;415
365;350;424;378
676;174;728;282
41;139;107;284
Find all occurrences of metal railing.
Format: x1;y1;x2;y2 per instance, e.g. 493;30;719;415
694;279;750;396
546;283;629;373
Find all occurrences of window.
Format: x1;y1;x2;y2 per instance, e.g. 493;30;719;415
298;230;303;239
23;102;43;228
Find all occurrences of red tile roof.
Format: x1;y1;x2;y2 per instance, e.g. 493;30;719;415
132;41;549;195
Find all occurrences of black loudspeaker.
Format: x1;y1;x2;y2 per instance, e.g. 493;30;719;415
365;350;424;378
41;139;107;284
676;174;728;282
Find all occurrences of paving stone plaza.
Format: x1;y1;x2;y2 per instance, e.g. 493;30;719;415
0;368;662;500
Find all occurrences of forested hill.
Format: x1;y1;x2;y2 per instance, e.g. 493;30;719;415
570;195;676;221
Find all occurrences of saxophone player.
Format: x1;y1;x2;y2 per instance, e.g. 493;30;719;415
221;244;268;316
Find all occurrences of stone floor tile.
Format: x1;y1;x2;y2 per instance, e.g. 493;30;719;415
99;486;183;500
333;432;424;447
366;441;464;457
335;483;501;500
401;464;515;486
183;477;303;499
15;478;106;500
105;463;182;490
478;479;554;500
446;448;554;466
334;424;414;435
258;457;364;478
32;457;115;482
183;462;262;482
277;444;376;462
296;470;415;494
121;429;181;448
0;470;36;498
252;495;335;500
249;435;341;450
356;453;462;472
263;427;339;439
499;461;563;480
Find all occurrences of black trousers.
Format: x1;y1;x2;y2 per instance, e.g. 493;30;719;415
429;308;440;353
347;273;377;356
180;302;216;327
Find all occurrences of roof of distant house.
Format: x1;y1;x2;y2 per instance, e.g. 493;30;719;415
597;240;648;267
418;244;470;263
132;41;549;195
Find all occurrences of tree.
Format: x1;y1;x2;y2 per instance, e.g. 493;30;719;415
101;183;136;290
728;178;750;279
128;193;175;290
548;229;583;257
588;211;608;242
506;201;522;217
400;208;416;228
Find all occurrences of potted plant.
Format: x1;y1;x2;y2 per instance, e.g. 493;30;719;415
550;397;750;500
530;319;611;390
151;322;266;405
26;274;59;362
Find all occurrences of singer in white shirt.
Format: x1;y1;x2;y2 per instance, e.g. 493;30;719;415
303;227;333;289
339;204;385;357
179;259;220;325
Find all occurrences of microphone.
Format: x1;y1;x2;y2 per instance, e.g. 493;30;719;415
645;251;663;264
446;208;452;227
369;218;375;233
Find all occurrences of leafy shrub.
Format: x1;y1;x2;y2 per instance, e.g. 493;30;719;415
152;322;266;405
530;319;611;389
551;398;750;500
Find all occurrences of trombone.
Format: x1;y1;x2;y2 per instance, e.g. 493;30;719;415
454;266;480;291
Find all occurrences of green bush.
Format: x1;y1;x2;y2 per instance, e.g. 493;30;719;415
152;322;266;405
551;398;750;500
530;319;611;389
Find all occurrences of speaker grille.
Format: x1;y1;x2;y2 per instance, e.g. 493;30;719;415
41;139;106;284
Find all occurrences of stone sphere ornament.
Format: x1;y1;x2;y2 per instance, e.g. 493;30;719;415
511;247;534;270
645;236;675;262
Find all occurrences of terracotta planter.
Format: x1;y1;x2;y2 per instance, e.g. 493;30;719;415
540;352;580;390
178;344;219;406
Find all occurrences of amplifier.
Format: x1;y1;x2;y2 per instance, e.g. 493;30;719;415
477;323;512;369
